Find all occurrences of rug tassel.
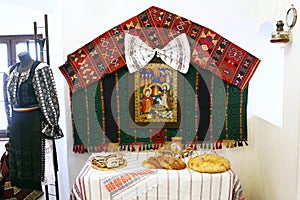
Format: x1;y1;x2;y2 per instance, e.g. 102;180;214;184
238;140;243;147
199;142;203;149
131;144;135;152
212;142;216;150
215;140;223;149
73;145;78;153
78;145;85;154
208;142;212;150
224;140;235;148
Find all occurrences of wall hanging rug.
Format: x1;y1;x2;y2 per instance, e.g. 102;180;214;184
59;6;260;153
59;6;260;93
71;64;249;153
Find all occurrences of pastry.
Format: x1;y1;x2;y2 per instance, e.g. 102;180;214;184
180;147;194;158
91;154;126;170
106;157;120;168
169;158;186;170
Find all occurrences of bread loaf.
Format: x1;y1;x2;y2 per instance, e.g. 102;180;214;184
188;153;231;173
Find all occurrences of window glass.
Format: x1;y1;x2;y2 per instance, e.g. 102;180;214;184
0;43;8;71
16;41;40;61
0;73;3;101
0;102;6;130
0;43;8;130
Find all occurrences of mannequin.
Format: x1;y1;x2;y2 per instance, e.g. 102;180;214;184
17;51;35;72
3;51;63;198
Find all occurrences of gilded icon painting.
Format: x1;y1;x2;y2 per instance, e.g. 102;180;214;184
135;63;177;123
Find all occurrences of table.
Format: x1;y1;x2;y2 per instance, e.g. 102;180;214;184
70;151;245;200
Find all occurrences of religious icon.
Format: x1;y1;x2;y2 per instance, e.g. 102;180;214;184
135;63;177;123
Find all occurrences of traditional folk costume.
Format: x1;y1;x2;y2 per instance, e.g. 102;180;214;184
3;59;63;199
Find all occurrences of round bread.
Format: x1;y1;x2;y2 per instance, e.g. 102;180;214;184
148;156;162;168
157;155;173;170
142;160;157;169
142;155;186;170
188;153;231;173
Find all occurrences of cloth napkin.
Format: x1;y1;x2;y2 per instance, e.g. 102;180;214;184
91;154;158;200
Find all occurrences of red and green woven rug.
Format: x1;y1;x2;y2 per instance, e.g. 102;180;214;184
59;6;260;153
59;6;260;93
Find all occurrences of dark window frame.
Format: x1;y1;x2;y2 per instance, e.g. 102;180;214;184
0;34;43;66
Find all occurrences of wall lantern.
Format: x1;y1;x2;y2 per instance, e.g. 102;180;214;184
270;4;297;44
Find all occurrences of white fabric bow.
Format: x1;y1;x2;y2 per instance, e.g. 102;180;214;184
124;33;190;74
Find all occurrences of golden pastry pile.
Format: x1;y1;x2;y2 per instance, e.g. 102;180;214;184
188;153;231;173
142;154;186;170
91;154;126;170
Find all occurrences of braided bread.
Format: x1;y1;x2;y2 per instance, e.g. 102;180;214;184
188;153;231;173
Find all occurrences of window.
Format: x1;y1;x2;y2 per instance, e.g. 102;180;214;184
0;34;44;137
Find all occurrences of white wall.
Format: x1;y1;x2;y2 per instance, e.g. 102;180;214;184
60;1;300;200
1;0;300;199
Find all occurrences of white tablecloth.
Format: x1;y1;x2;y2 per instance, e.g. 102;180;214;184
70;151;245;200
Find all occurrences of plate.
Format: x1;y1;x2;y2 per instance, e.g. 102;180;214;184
90;154;127;171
